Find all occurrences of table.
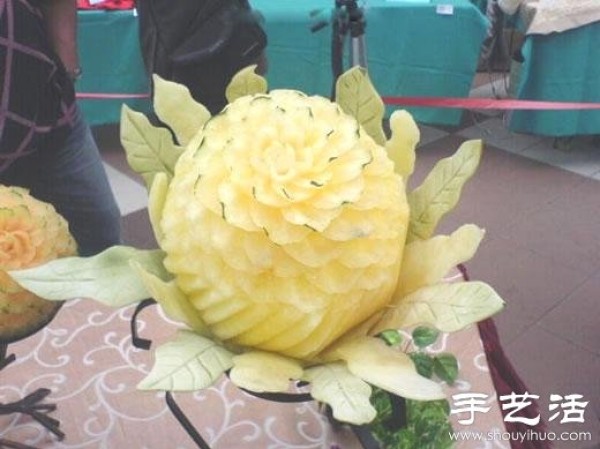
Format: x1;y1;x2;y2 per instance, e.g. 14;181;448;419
469;0;487;14
0;296;508;448
76;9;150;127
76;0;488;127
508;21;600;137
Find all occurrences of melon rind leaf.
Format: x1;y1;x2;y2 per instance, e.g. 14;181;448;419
9;246;168;307
304;362;377;425
138;330;234;391
120;105;184;188
335;66;386;145
407;140;482;241
225;65;268;104
374;281;505;334
153;74;211;146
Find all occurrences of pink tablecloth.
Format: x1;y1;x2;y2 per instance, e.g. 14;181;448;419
1;298;507;448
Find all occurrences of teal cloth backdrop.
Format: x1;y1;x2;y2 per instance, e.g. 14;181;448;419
251;0;488;125
77;0;488;126
509;22;600;137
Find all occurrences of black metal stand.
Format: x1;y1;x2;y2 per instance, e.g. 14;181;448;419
165;392;212;449
0;343;65;449
130;298;157;350
0;344;15;372
130;299;411;449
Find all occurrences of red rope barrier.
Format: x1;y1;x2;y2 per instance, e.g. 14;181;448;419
76;92;150;100
76;92;600;111
382;96;600;110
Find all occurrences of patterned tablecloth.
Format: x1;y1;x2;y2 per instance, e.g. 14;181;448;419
1;297;507;449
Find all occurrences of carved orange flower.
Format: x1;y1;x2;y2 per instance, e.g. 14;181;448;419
0;186;77;342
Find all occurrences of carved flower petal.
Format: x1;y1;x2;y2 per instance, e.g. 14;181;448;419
330;337;445;401
229;351;304;393
394;224;485;298
131;261;208;335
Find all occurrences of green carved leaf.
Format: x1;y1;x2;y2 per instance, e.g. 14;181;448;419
303;362;376;425
412;326;440;348
335;66;386;145
433;354;459;385
407;140;482;241
371;394;454;449
377;329;403;347
153;75;211;146
225;65;268;104
138;330;234;391
376;281;505;334
409;353;435;379
9;246;169;307
120;105;184;188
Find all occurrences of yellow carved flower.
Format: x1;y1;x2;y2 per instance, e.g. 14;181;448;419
161;90;409;360
0;186;77;342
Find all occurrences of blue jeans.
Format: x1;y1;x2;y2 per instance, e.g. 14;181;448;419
0;106;121;256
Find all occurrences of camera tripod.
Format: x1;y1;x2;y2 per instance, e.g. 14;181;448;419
331;0;368;95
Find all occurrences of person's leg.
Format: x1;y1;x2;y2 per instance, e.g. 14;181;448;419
36;107;122;256
1;107;122;256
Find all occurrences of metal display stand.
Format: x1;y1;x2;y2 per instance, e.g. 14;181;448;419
0;344;65;449
130;299;407;449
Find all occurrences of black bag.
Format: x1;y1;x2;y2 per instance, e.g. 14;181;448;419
478;0;510;72
137;0;267;113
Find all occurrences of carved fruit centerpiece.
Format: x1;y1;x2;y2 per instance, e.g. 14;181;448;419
10;66;504;425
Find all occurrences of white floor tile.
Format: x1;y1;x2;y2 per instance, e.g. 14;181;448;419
521;138;600;178
458;119;600;180
416;124;449;147
458;117;545;154
103;163;148;216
